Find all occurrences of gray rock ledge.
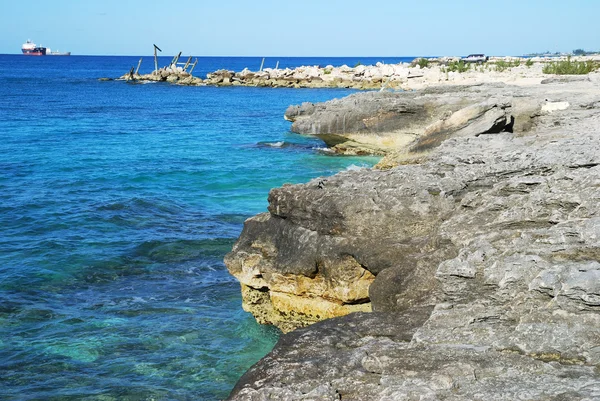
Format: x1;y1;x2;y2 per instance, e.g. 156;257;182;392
226;80;600;400
284;81;600;166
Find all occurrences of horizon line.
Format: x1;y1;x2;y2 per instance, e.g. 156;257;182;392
0;53;543;58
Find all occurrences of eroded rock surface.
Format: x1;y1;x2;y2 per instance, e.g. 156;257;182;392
226;80;600;399
229;311;599;401
284;81;600;166
284;86;514;157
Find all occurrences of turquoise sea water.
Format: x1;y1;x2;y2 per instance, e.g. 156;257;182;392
0;55;408;400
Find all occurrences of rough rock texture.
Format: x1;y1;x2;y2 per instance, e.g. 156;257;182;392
226;82;600;333
229;311;600;401
284;81;600;164
284;86;515;157
119;66;204;85
224;212;375;333
226;80;600;399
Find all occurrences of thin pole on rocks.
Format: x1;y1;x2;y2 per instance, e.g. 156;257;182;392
275;60;279;70
153;44;162;73
380;76;393;92
259;57;265;71
135;58;143;75
189;59;198;75
170;52;182;69
183;56;192;71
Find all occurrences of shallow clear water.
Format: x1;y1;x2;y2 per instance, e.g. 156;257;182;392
0;55;393;400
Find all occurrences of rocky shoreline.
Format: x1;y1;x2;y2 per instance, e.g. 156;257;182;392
119;55;600;91
224;76;600;399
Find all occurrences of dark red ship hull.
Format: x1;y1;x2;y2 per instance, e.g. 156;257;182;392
22;48;47;56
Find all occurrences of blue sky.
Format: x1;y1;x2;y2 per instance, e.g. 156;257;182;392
1;0;598;56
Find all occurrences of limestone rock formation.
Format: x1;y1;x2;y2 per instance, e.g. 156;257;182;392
226;80;600;399
284;81;600;167
224;212;375;333
229;311;600;400
284;86;516;158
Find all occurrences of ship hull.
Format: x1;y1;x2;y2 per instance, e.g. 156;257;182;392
22;48;47;56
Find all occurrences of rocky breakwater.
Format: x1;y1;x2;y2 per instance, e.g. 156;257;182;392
204;56;599;90
116;55;599;90
119;65;204;85
226;80;600;399
205;64;390;90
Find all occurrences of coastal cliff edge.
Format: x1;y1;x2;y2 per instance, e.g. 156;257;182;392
225;79;600;400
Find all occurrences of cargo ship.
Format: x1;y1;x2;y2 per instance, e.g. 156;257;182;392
22;40;47;56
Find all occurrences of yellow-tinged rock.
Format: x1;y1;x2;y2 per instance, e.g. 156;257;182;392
270;292;371;324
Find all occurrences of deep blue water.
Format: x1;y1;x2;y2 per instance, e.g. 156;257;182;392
0;54;401;400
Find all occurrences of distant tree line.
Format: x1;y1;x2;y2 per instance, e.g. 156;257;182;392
525;49;598;57
572;49;598;56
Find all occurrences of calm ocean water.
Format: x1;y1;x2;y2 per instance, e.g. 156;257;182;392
0;54;411;400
